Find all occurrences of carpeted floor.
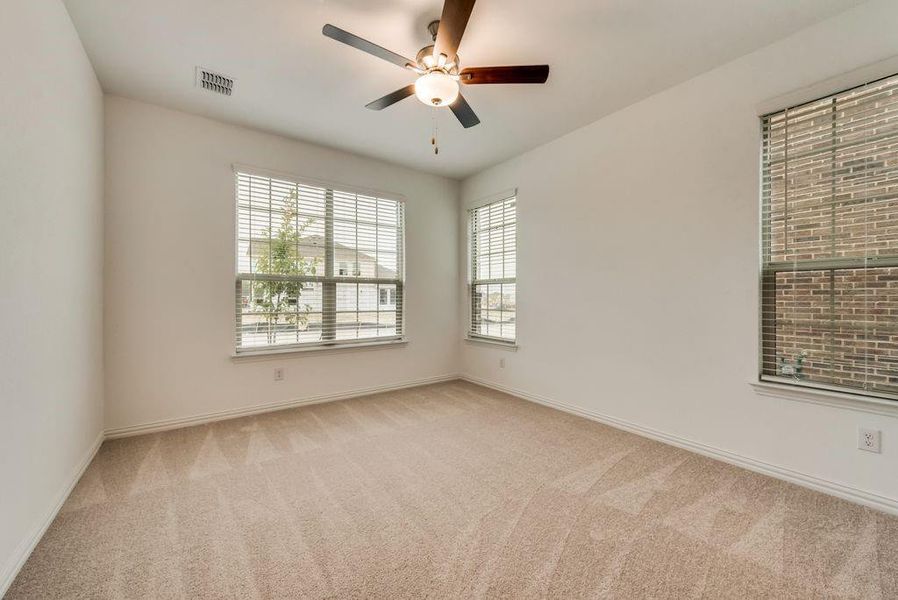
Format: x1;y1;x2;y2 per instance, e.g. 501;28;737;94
5;380;897;599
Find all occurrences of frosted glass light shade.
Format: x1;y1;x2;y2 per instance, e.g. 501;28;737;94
414;72;459;107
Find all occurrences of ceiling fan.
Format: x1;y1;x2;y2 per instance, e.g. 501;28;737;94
322;0;549;130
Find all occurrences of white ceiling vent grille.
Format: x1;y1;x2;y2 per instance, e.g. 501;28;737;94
196;67;234;96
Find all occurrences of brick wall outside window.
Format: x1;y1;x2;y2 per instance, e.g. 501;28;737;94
761;75;898;399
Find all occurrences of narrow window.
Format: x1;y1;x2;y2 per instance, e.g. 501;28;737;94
468;194;516;344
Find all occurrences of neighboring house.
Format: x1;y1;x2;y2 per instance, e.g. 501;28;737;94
243;234;397;277
239;234;399;338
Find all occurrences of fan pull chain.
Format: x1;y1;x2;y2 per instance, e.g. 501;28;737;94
431;108;439;155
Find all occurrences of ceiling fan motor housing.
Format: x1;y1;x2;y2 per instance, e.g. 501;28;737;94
415;46;459;74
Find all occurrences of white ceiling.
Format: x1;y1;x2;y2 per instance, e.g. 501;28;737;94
64;0;867;179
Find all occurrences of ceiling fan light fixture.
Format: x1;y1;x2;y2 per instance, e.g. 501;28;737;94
323;0;549;130
414;71;459;106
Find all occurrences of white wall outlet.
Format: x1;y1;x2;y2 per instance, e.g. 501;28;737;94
858;428;881;453
499;358;506;369
273;367;284;382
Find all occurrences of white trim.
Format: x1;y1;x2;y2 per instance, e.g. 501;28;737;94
465;187;517;210
460;375;898;516
750;380;898;418
232;338;408;361
232;163;406;203
756;55;898;116
104;374;459;439
464;336;518;351
0;431;104;598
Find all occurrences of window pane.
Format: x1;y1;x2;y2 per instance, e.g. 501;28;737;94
336;311;381;340
335;283;400;341
762;270;833;384
762;267;898;396
238;280;323;347
331;192;402;279
501;284;516;340
237;175;328;276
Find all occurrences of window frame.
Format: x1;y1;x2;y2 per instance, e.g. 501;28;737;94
757;75;898;403
467;189;518;347
233;164;406;356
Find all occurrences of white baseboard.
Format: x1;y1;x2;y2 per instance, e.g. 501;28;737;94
104;374;460;439
460;374;898;516
0;430;104;598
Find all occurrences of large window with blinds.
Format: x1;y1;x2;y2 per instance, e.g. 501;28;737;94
468;194;516;343
235;170;404;353
760;74;898;400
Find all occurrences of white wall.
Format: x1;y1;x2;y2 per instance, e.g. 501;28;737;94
0;0;105;592
460;0;898;507
104;96;459;431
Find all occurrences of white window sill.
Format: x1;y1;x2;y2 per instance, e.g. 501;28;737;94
464;336;518;351
231;338;407;361
750;379;898;417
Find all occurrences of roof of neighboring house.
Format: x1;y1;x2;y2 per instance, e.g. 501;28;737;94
245;235;397;279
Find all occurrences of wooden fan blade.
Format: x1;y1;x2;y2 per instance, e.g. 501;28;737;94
433;0;476;61
323;24;415;70
449;94;480;128
460;65;550;85
366;85;416;110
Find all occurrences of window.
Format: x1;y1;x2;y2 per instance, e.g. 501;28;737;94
337;261;360;277
760;74;898;400
468;193;516;343
235;170;404;352
379;288;395;307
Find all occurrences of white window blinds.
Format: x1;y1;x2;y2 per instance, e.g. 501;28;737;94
469;194;516;343
760;74;898;400
236;171;404;352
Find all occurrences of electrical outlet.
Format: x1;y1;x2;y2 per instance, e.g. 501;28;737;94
273;367;284;382
499;358;506;369
858;428;881;453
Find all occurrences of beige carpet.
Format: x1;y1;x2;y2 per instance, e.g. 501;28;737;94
5;381;897;599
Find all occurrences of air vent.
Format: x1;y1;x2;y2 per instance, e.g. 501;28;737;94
196;67;234;96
